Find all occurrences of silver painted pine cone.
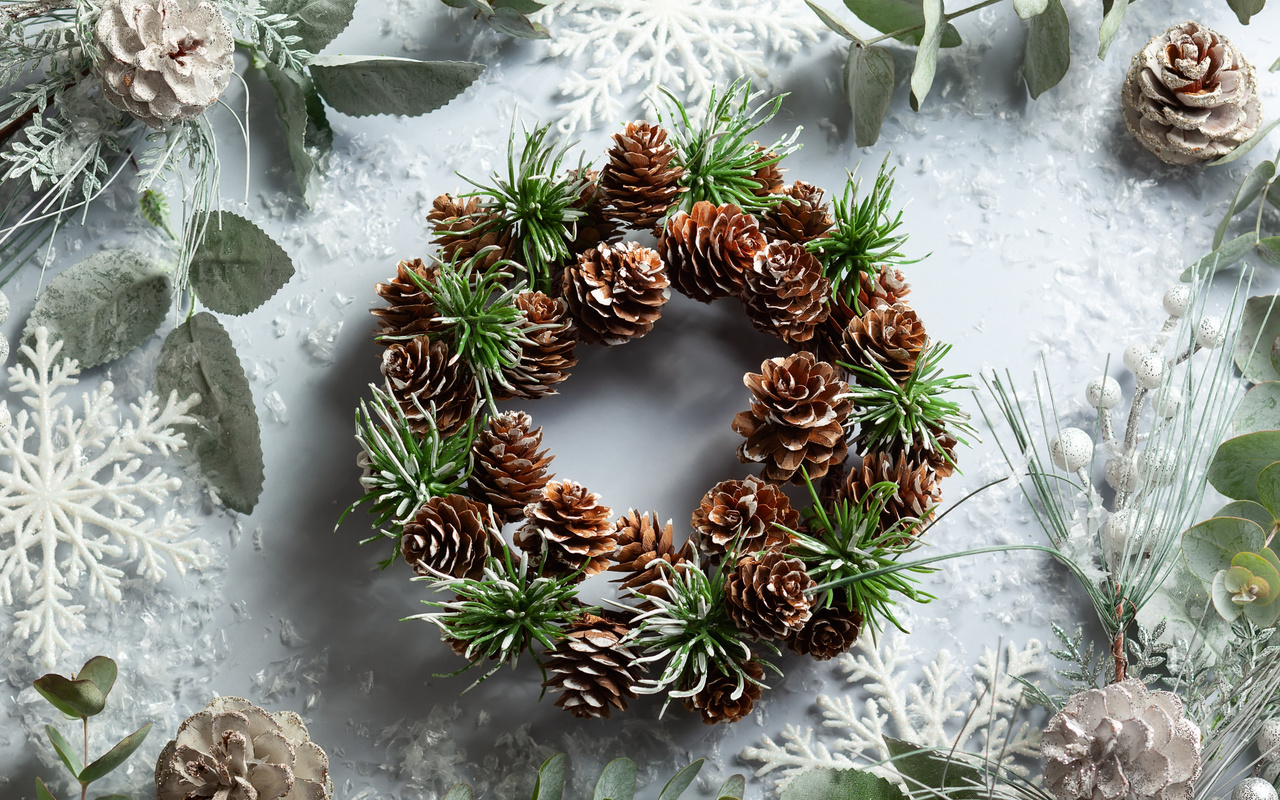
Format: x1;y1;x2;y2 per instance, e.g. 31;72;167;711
1121;21;1262;165
1043;679;1201;800
156;696;334;800
95;0;235;129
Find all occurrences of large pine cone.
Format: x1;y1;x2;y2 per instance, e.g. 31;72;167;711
401;494;495;580
601;122;686;231
741;241;831;344
468;411;554;523
760;181;834;244
372;258;440;341
567;169;623;258
561;242;670;345
691;475;797;557
610;510;690;599
381;337;477;436
842;303;927;380
732;352;853;484
786;604;863;660
682;659;765;725
542;614;645;719
844;451;942;532
429;194;514;270
659;202;765;303
1122;22;1262;166
516;481;616;577
725;552;815;640
498;291;579;399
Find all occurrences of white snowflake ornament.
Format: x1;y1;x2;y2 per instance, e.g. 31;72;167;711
0;327;207;668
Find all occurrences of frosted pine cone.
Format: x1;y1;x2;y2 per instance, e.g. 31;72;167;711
1122;22;1262;165
95;0;235;129
372;258;440;341
760;181;834;244
401;494;495;580
561;242;670;345
659;201;765;303
429;194;513;270
601;121;686;230
845;450;942;532
610;510;690;599
842;303;927;380
468;411;554;522
749;145;785;195
724;552;815;640
683;659;765;725
691;475;797;557
498;291;579;399
516;480;616;577
1043;679;1201;800
542;613;645;719
786;604;863;660
740;240;831;344
381;337;477;436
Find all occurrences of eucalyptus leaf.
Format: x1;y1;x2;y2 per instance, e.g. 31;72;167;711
594;759;637;800
310;56;485;117
155;313;265;514
1209;118;1280;166
443;787;474;800
657;760;703;800
1012;0;1048;17
260;0;357;53
908;0;944;111
717;775;747;800
34;674;106;719
1245;591;1280;625
1258;463;1280;523
1216;500;1276;530
809;1;862;41
1136;561;1230;664
1212;569;1245;620
1022;0;1069;100
76;656;117;699
264;63;332;208
1227;0;1267;24
782;767;908;800
846;43;895;147
1234;382;1280;435
1181;233;1258;281
486;7;550;38
1259;237;1280;267
46;724;83;778
493;0;546;11
79;723;151;783
22;250;169;370
532;754;567;800
1211;431;1280;503
1214;160;1275;249
842;0;960;47
1235;294;1280;383
1097;0;1129;58
189;212;295;316
36;778;58;800
1233;551;1280;604
884;737;981;800
1183;516;1266;581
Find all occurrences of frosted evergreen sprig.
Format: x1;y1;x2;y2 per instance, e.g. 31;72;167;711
222;0;313;71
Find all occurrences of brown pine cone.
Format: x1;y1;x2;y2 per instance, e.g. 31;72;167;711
516;480;616;577
691;475;797;557
498;291;579;400
372;258;440;341
859;265;912;311
381;337;477;436
749;144;785;196
732;352;853;484
845;450;942;532
760;181;833;244
566;169;623;258
683;659;765;725
786;604;864;660
842;303;927;381
724;552;816;640
741;240;831;344
659;201;765;303
542;613;645;719
561;242;670;345
429;194;514;270
601;121;686;231
610;510;690;599
401;494;495;580
468;411;555;523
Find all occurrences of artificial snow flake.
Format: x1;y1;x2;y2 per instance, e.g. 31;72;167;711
742;632;1046;789
541;0;823;135
0;327;207;668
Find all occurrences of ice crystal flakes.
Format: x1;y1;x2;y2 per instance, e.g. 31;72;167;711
0;328;207;668
541;0;822;134
742;633;1046;788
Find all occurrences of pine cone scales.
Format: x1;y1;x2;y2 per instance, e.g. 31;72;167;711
499;291;579;399
750;145;785;196
725;552;816;640
381;337;477;436
683;659;764;725
561;242;671;345
787;605;863;660
842;303;927;379
845;451;942;531
516;481;616;577
761;181;834;244
601;122;686;230
741;241;831;344
542;614;645;719
691;475;797;556
468;412;555;522
372;258;440;341
610;510;690;598
567;169;623;257
429;194;513;269
401;495;494;579
660;202;765;303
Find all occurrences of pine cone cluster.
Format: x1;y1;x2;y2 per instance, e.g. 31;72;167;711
561;242;670;345
566;169;623;257
516;480;616;577
542;613;645;719
691;475;797;556
844;451;942;533
401;494;494;579
468;411;554;522
842;303;926;380
760;181;833;244
787;605;863;660
601;122;686;231
381;337;477;436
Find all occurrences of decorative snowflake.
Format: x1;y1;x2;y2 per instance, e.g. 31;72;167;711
541;0;823;134
0;327;208;668
742;633;1046;789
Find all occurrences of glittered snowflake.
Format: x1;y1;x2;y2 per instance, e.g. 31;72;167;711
0;327;208;668
541;0;823;134
742;633;1046;789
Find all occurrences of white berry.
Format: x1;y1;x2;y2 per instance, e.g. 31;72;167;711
1260;720;1280;762
1105;455;1141;492
1123;343;1151;372
1233;778;1278;800
1163;285;1191;318
1050;428;1093;472
1086;376;1123;409
1102;510;1134;558
1133;353;1164;390
1196;316;1225;349
1140;447;1176;486
1154;388;1182;420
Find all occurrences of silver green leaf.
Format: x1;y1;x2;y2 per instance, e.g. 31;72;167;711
1234;382;1280;436
1235;294;1280;383
1022;0;1069;99
1227;0;1266;24
1213;160;1275;248
594;759;637;800
487;7;550;38
908;0;944;111
717;776;746;800
264;63;333;208
656;761;703;800
1097;0;1129;59
1181;233;1258;282
532;754;567;800
35;780;57;800
842;0;960;47
1183;516;1265;580
1013;0;1048;18
1208;431;1280;504
310;56;485;117
261;0;358;54
846;42;896;147
33;674;105;719
1259;237;1280;267
46;724;83;777
443;787;473;800
78;723;151;783
808;1;862;40
189;212;295;316
76;656;117;699
783;768;907;800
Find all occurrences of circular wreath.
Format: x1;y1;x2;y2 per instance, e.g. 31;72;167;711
345;81;973;725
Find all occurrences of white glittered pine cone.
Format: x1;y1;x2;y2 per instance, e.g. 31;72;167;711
155;696;334;800
1043;679;1202;800
94;0;235;129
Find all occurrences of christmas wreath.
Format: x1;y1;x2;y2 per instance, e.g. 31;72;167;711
344;81;974;725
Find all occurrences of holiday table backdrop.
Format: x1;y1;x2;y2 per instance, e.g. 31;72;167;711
1;0;1278;797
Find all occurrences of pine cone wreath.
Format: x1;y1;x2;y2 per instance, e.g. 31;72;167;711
600;121;686;231
683;659;765;725
542;613;645;719
401;494;495;579
786;604;864;660
516;480;616;577
749;144;785;196
690;475;797;557
740;240;831;344
371;258;440;341
610;510;690;599
566;169;623;258
1122;22;1262;166
561;242;670;345
381;337;478;436
659;201;765;303
760;181;834;244
468;411;555;523
428;194;514;270
725;552;816;640
842;303;927;380
845;450;942;532
732;352;853;483
498;291;579;400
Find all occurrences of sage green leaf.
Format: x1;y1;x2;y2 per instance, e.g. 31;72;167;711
1013;0;1048;17
595;759;637;800
1180;233;1257;281
493;0;546;11
782;768;908;800
884;737;981;800
1209;118;1280;166
155;313;264;514
809;1;862;40
79;723;151;783
77;656;117;699
1245;591;1280;625
1259;237;1280;267
717;776;747;800
1022;0;1069;99
189;212;295;316
1235;382;1280;435
264;63;332;208
443;787;473;800
487;7;550;38
260;0;357;53
846;42;895;147
1258;462;1280;522
34;674;106;718
1213;160;1275;248
22;250;169;370
532;754;567;800
1235;294;1280;383
46;724;83;778
1183;516;1266;581
1233;551;1280;605
1097;0;1129;58
657;761;703;800
1211;569;1246;620
1227;0;1266;24
310;56;484;117
1211;432;1280;503
908;0;944;111
36;778;58;800
1216;500;1276;530
842;0;960;47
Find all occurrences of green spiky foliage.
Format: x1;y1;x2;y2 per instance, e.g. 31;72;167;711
444;753;747;800
808;158;919;308
658;79;800;215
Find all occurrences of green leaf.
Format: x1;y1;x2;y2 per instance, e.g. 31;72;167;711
657;761;704;800
76;656;117;699
310;56;484;117
1216;500;1276;530
532;754;567;800
155;313;265;514
189;212;295;316
1236;295;1280;383
33;674;106;719
1259;237;1280;267
717;776;747;800
845;43;896;147
1209;118;1280;166
1227;0;1266;24
22;250;170;370
842;0;961;47
1212;568;1246;620
264;63;332;208
1181;233;1258;281
36;778;58;800
1211;432;1280;503
443;787;473;800
808;1;862;40
1022;0;1069;99
595;759;637;800
1214;160;1275;248
1012;0;1048;17
782;768;908;800
486;7;550;38
1097;0;1129;58
908;0;944;111
1235;383;1280;436
79;723;151;783
46;724;83;778
1259;462;1280;522
493;0;546;11
1184;517;1267;581
883;737;981;800
1233;551;1280;604
1245;590;1280;625
260;0;357;53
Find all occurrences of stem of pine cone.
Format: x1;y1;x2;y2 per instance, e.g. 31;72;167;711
863;0;1004;47
1111;630;1126;682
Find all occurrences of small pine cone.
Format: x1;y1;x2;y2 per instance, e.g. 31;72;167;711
691;475;797;557
659;201;765;303
498;291;579;400
740;240;831;344
567;169;623;258
372;258;440;341
516;481;616;577
468;411;555;523
858;265;912;311
610;510;691;599
786;604;863;660
683;659;765;725
813;269;913;367
381;337;478;436
749;145;785;196
601;121;686;231
845;451;942;532
724;552;816;640
760;181;834;244
401;494;495;580
732;352;853;484
429;194;514;270
842;303;927;381
561;242;670;345
542;613;645;719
